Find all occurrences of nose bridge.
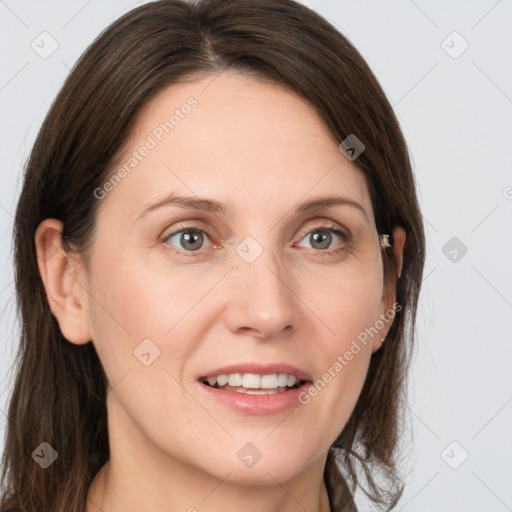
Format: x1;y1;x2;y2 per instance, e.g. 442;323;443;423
227;234;296;337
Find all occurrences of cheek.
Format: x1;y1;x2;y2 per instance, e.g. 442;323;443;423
307;255;385;346
85;244;235;393
297;262;383;437
85;246;201;384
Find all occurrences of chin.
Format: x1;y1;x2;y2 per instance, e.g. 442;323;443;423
202;447;313;486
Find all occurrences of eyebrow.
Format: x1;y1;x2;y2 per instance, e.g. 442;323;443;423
136;192;370;222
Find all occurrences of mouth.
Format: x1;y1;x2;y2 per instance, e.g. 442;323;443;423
198;373;309;395
196;366;314;415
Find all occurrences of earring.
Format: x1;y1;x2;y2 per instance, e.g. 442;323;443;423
379;234;392;248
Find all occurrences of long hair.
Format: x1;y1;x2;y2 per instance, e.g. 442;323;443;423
1;1;425;510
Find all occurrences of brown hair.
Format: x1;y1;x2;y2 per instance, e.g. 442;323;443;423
1;1;425;510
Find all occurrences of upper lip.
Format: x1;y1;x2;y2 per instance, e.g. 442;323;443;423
197;363;312;382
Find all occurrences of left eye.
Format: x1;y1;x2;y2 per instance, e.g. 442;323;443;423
295;226;347;251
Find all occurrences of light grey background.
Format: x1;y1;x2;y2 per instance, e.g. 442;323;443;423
1;1;511;510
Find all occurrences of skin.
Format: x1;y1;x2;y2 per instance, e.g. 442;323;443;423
35;71;405;512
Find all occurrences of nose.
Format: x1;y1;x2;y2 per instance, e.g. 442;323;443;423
223;245;296;340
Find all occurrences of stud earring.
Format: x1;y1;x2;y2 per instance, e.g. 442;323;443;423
379;234;392;248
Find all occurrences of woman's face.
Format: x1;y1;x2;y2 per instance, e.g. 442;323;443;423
60;71;398;485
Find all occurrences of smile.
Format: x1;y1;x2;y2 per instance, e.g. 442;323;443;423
200;372;304;394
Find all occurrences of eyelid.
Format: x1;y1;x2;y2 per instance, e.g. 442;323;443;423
160;220;213;241
295;220;348;241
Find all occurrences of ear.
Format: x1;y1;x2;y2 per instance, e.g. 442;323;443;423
372;226;406;353
35;219;92;345
391;226;406;279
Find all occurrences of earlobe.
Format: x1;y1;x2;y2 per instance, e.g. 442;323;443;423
35;219;92;345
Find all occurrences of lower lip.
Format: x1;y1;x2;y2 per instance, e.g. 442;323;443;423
197;381;313;415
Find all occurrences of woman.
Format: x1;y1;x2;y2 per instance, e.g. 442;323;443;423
0;0;425;511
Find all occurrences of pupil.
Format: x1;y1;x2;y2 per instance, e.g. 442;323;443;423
181;231;203;250
311;230;331;250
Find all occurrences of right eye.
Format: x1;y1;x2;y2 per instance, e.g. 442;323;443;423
163;226;212;256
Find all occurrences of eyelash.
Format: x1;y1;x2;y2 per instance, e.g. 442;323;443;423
161;222;350;258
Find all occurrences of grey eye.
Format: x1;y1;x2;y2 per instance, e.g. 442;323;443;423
166;228;208;251
296;228;345;251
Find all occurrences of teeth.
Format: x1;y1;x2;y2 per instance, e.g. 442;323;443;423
217;375;228;386
276;374;288;387
227;373;242;387
242;373;260;388
261;374;276;389
220;385;286;395
287;375;297;387
202;372;302;390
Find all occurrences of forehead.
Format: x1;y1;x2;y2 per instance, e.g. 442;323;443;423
99;71;374;224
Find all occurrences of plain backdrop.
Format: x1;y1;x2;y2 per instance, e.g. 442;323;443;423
0;1;511;510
